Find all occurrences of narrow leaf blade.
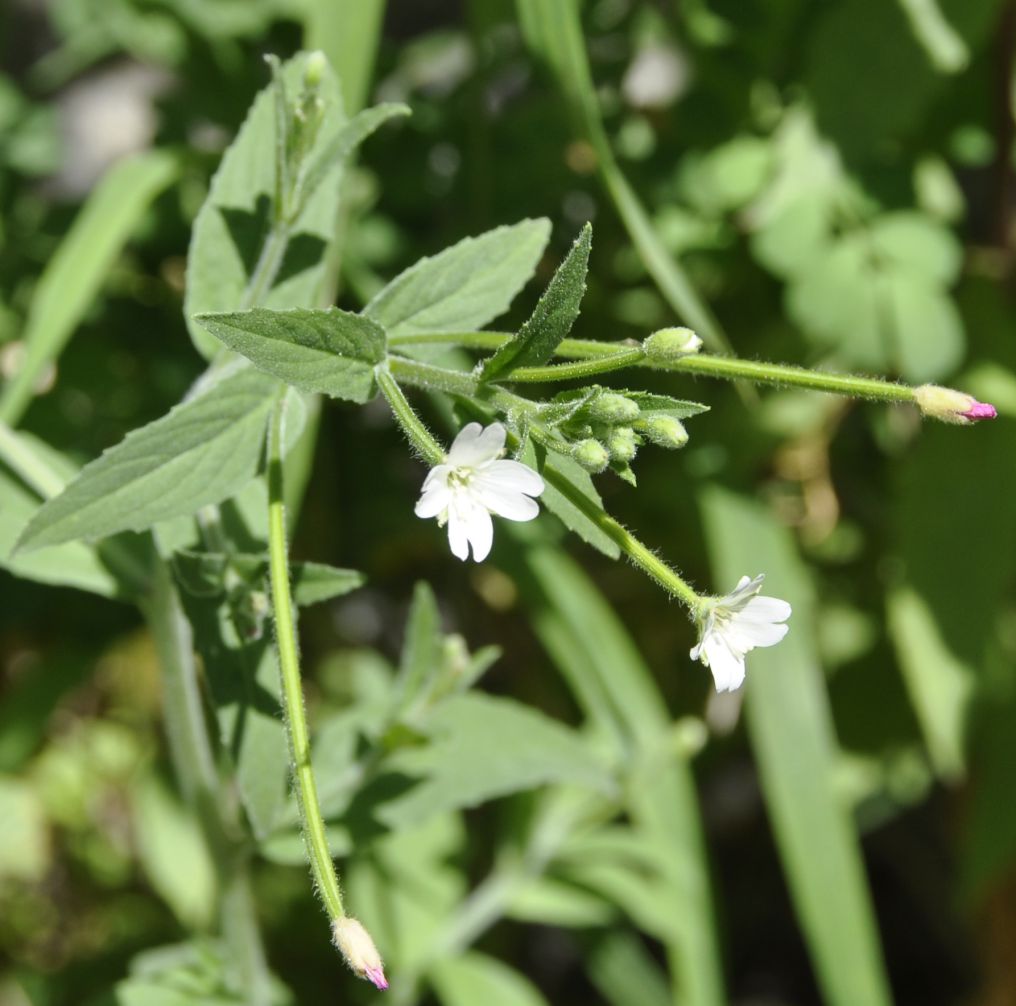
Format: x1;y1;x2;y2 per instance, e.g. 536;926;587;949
700;486;892;1006
481;223;592;381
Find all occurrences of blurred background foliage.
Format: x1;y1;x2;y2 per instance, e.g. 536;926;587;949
1;1;1015;1004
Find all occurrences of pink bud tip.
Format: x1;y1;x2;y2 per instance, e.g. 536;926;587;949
961;401;997;421
365;967;389;991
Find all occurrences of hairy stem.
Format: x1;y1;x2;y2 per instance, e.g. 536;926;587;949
267;400;345;921
389;333;917;405
506;347;646;383
375;367;446;465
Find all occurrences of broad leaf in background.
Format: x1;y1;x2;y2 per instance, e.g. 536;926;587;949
0;150;179;424
185;53;347;359
394;581;443;717
17;361;280;551
481;223;591;381
378;692;613;827
132;773;216;930
195;307;386;402
432;952;552;1006
700;486;892;1006
346;813;465;975
364;219;551;337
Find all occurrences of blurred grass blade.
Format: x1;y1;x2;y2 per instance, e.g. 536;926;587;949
0;151;178;425
700;486;893;1006
304;0;387;116
514;0;731;354
519;545;725;1006
886;584;971;779
586;930;672;1006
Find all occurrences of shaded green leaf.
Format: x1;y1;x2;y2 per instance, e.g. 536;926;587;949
17;361;278;551
481;223;591;381
365;218;551;336
195;307;386;403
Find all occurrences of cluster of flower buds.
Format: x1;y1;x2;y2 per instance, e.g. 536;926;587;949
538;383;697;482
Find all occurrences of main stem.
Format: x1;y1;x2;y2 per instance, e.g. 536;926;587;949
267;401;345;921
388;332;918;404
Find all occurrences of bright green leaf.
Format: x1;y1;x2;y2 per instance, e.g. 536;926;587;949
364;218;551;337
195;307;386;403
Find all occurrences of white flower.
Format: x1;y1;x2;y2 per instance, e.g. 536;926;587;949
414;422;544;562
690;574;791;692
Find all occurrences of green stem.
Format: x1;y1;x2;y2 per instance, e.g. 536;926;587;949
541;459;700;609
240;223;290;310
388;332;917;405
375;367;446;465
506;347;646;383
267;401;345;921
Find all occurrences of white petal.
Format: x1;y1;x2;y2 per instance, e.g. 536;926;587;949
702;633;746;692
740;596;792;623
730;617;789;649
447;422;505;467
473;485;540;521
422;464;451;491
480;459;545;496
446;509;470;561
462;503;494;561
415;483;452;518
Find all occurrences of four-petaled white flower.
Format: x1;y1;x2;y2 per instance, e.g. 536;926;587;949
415;422;545;562
690;574;791;692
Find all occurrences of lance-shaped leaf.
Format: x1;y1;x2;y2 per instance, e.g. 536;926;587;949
16;362;280;552
364;218;551;336
481;223;592;381
195;307;386;402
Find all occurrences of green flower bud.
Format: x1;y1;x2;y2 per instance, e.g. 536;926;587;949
303;51;328;89
643;326;702;361
606;426;638;463
637;414;688;449
588;392;640;424
572;438;610;473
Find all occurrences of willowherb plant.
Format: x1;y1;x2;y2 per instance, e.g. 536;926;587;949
4;51;997;999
